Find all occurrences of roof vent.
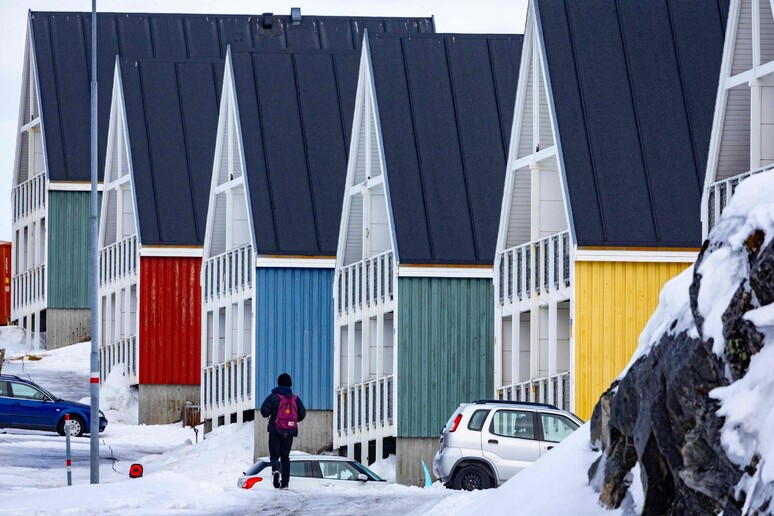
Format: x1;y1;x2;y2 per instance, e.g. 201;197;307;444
262;13;274;29
291;7;302;25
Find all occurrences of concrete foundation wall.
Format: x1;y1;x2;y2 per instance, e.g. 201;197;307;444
397;437;438;487
47;308;90;349
253;409;332;461
138;384;200;425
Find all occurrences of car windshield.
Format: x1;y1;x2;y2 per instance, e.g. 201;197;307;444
35;384;61;402
245;461;268;476
351;462;383;481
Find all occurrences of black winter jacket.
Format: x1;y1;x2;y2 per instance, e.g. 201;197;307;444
260;386;307;436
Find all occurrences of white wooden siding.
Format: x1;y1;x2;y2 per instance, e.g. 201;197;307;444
538;158;567;237
517;49;535;160
733;0;754;75
717;86;752;181
344;195;363;265
538;59;552;150
761;0;774;63
506;166;531;248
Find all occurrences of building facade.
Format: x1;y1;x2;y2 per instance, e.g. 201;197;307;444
197;16;435;458
494;0;728;420
334;33;521;485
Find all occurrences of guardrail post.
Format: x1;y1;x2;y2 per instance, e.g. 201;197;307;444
65;414;73;486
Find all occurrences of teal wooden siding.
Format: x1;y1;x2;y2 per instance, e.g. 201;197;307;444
47;191;101;308
397;276;494;437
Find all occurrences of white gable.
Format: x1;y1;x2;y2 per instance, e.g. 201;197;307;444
203;51;253;261
496;3;570;254
706;0;774;188
99;62;139;249
336;36;396;268
13;25;44;187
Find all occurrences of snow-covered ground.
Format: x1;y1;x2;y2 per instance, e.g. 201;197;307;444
0;332;478;515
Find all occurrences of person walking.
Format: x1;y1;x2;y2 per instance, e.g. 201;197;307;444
260;373;306;489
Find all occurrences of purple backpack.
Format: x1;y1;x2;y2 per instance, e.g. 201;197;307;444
275;394;299;434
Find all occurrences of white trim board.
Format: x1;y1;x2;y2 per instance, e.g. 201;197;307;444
398;266;493;279
255;256;336;269
140;246;203;258
574;250;698;263
48;181;104;192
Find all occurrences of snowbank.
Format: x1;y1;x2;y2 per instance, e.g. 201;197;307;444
90;369;139;425
0;325;29;355
370;454;396;483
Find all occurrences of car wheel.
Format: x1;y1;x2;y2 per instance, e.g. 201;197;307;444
57;415;86;437
452;464;493;491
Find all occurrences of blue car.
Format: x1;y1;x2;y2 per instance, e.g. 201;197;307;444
0;375;107;437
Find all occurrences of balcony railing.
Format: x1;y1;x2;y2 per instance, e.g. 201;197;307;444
99;235;138;287
335;375;394;437
12;172;46;223
706;164;774;233
337;251;394;315
202;355;253;419
497;372;571;412
11;264;45;312
100;335;138;384
498;231;571;305
203;244;252;304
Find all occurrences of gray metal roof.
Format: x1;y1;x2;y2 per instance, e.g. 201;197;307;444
29;11;435;184
369;33;523;265
536;0;729;248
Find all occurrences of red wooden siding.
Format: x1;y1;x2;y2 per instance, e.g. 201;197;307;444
0;242;10;325
138;256;201;384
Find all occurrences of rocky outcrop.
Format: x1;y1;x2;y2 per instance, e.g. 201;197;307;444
588;230;774;515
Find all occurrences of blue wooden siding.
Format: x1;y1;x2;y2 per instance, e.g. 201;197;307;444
254;267;334;410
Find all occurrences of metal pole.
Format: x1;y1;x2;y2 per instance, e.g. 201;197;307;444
89;0;100;484
65;414;73;486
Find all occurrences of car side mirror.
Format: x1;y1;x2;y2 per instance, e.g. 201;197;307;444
357;473;368;482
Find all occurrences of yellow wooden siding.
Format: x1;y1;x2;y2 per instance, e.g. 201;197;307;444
574;261;690;419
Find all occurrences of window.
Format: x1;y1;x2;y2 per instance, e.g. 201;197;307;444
289;461;315;478
540;413;578;443
11;383;47;401
319;461;362;481
467;410;490;432
490;410;534;440
0;381;9;397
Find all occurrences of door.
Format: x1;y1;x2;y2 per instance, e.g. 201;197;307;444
481;409;541;482
9;382;59;429
318;460;374;489
286;460;322;490
0;381;11;425
538;412;579;456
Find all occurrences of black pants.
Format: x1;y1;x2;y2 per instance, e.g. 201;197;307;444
268;432;294;487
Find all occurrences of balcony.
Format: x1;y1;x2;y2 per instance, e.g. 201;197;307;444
497;372;571;412
203;244;252;305
99;235;138;287
202;355;253;420
706;164;774;234
497;231;571;306
100;336;138;385
11;264;45;313
335;375;394;438
11;172;46;223
337;251;394;315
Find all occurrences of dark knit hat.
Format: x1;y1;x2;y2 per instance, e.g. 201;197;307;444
278;373;292;387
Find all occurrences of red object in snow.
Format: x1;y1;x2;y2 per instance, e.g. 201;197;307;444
0;241;11;325
129;463;144;478
138;256;201;385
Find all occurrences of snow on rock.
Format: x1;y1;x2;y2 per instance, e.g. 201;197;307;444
370;454;396;483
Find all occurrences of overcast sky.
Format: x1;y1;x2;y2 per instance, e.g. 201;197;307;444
0;0;527;242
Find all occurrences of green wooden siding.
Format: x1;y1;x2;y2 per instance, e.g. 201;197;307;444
397;276;494;437
47;191;101;308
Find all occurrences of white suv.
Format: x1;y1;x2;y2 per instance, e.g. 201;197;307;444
433;400;582;490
